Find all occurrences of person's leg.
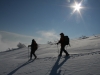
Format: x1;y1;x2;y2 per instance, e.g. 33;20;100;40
30;50;32;60
32;50;37;59
63;46;69;56
63;49;69;55
59;47;63;56
33;53;37;59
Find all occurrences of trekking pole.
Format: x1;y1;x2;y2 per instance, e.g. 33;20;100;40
57;44;59;55
66;45;68;51
28;47;29;59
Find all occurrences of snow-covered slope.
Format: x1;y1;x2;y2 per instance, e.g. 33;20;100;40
0;35;100;75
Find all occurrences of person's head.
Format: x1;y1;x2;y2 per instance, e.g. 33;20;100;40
60;33;64;37
32;39;35;42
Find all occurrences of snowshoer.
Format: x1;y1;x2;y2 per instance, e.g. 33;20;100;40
57;33;69;56
28;39;38;59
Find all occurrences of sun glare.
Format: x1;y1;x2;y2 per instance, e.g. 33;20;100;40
70;1;84;18
68;1;86;23
72;2;82;12
74;3;81;11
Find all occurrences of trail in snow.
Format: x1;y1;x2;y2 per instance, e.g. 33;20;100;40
0;35;100;75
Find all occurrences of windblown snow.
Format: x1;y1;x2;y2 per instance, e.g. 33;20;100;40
0;35;100;75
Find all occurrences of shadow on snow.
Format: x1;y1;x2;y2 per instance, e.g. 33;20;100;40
7;56;70;75
7;59;35;75
49;56;70;75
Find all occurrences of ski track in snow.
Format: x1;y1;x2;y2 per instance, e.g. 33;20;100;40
26;50;100;60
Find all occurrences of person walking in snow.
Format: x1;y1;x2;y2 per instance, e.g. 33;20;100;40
28;39;38;59
57;33;69;56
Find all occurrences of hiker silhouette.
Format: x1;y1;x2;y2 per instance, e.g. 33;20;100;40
57;33;69;56
28;39;38;59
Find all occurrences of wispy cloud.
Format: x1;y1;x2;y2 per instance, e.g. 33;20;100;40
37;30;59;43
0;31;34;43
0;31;34;51
0;30;59;51
67;0;70;3
0;34;18;51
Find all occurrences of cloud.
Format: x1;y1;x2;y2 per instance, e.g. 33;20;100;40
0;34;18;51
0;31;34;43
0;31;35;51
67;0;70;3
37;30;59;43
0;30;59;51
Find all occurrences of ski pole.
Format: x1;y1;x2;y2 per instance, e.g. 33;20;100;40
57;44;59;55
28;47;29;59
66;45;68;51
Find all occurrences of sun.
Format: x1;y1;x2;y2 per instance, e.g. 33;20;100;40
69;1;85;22
72;2;82;12
70;1;84;18
74;3;81;11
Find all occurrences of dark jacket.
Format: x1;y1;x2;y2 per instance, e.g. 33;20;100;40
29;39;38;51
58;35;66;46
31;40;38;50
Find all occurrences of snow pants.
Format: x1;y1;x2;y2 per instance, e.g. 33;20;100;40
30;49;37;59
59;45;69;56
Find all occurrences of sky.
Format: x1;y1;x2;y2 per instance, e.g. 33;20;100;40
0;0;100;51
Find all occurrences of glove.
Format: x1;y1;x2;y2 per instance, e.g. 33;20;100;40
28;45;30;47
56;43;59;45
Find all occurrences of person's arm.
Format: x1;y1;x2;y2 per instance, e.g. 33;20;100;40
57;38;61;45
28;45;31;47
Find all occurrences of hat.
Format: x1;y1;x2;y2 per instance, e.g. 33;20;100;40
60;33;64;35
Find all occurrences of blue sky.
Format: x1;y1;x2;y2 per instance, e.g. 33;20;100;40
0;0;100;50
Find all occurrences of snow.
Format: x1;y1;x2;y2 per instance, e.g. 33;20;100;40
0;35;100;75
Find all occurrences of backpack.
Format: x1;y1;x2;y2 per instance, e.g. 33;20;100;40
64;36;70;45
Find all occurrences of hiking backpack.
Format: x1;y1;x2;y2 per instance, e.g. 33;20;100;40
64;36;70;45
